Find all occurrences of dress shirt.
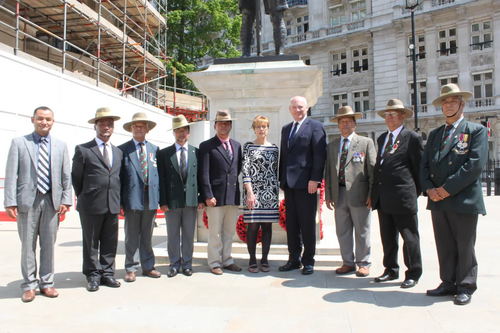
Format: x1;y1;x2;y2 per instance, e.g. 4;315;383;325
443;115;464;139
217;136;233;157
133;138;148;158
95;137;113;167
33;132;51;189
175;142;189;167
338;132;355;157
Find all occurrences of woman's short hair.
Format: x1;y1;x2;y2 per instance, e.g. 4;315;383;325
252;115;269;129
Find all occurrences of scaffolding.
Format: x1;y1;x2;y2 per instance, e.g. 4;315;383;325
0;0;208;120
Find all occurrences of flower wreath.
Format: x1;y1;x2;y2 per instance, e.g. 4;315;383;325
203;211;262;244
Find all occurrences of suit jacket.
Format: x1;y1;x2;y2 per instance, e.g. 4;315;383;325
420;119;487;215
72;139;123;215
279;118;327;190
4;133;72;212
325;133;376;207
158;143;200;209
198;136;242;206
371;128;423;215
118;139;159;211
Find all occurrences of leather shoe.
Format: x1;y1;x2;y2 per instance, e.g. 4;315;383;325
211;267;223;275
302;265;314;275
167;267;178;278
427;286;456;297
86;281;99;292
124;271;136;283
336;265;356;275
279;262;302;272
374;272;399;282
356;266;370;277
100;277;121;288
40;287;59;298
454;292;472;305
143;269;161;278
21;289;36;302
223;264;242;272
182;268;193;276
401;279;418;288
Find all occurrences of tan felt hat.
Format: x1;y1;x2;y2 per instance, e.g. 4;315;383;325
123;112;157;132
88;107;121;124
432;83;472;107
330;105;362;123
377;99;414;118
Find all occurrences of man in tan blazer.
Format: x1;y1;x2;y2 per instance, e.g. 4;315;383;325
325;106;376;277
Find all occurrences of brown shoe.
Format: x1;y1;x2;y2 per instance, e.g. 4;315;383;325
356;266;370;277
212;267;223;275
21;289;36;303
142;269;161;278
40;287;59;298
248;264;258;273
335;265;356;274
124;271;136;282
223;264;242;272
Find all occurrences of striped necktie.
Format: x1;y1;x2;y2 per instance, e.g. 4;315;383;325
224;141;233;161
37;137;50;194
440;125;454;151
102;143;111;170
139;142;148;184
289;122;299;146
338;138;348;186
380;133;394;161
180;146;187;184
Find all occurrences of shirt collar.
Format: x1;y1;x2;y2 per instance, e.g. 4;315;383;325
33;132;50;143
133;138;147;147
341;132;355;142
448;115;464;129
175;142;188;150
294;117;307;127
389;125;404;139
95;137;109;147
217;136;230;144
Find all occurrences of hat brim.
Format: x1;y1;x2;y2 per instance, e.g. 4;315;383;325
432;91;473;106
330;113;363;123
88;115;121;124
123;119;157;132
210;118;237;122
377;108;414;119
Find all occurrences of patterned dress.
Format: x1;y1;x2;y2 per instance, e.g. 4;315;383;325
242;142;279;223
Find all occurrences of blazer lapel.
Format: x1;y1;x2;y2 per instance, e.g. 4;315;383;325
384;129;406;163
90;141;109;169
345;134;358;166
188;145;196;172
127;140;143;181
439;119;466;162
23;135;36;168
289;118;309;149
110;145;121;173
216;137;232;165
170;145;181;176
377;132;388;165
333;138;341;175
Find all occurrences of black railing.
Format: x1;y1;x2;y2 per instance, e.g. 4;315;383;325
287;0;308;6
481;159;500;195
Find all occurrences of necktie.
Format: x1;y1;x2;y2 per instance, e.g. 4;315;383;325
180;147;187;184
37;137;50;194
224;141;233;161
102;143;111;170
440;125;454;151
381;133;394;161
139;142;148;184
338;138;349;186
289;122;299;145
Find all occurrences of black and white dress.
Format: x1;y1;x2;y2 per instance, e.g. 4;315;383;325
242;142;279;223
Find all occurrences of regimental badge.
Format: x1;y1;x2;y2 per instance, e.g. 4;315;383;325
359;152;364;163
453;133;469;155
390;141;400;154
353;152;360;162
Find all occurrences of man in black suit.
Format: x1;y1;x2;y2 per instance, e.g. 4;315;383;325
72;107;123;292
371;99;423;289
198;110;242;275
278;96;327;275
421;84;488;305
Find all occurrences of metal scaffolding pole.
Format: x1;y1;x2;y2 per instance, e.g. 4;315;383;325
97;0;102;86
14;1;19;55
62;0;67;73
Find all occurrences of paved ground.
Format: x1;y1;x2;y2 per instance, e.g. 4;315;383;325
1;196;499;333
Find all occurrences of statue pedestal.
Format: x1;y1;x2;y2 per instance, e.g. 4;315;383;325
188;58;323;244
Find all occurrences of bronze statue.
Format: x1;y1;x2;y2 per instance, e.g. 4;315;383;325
239;0;288;57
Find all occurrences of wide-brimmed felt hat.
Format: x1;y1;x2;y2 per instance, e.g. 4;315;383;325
377;99;414;118
330;106;362;123
123;112;157;132
88;107;121;124
432;83;473;107
172;115;191;130
210;110;237;122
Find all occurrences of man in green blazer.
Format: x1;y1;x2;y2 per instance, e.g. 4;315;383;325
158;115;204;277
421;84;488;306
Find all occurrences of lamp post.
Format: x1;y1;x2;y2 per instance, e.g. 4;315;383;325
406;0;421;132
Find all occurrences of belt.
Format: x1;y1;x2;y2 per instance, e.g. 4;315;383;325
339;183;346;187
143;185;149;191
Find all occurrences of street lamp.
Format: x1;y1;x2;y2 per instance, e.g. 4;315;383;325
406;0;421;132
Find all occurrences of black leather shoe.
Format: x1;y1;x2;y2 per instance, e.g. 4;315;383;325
426;286;456;297
167;267;178;278
100;277;121;288
182;268;193;277
302;265;314;275
454;292;472;305
87;281;99;292
374;272;399;282
401;279;418;288
278;262;302;272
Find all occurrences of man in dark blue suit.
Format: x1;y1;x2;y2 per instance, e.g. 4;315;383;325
421;84;488;305
279;96;327;275
119;113;161;282
199;110;242;275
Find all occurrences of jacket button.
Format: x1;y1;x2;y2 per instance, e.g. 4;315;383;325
227;183;230;185
449;162;452;165
379;182;382;185
234;183;236;186
431;174;434;178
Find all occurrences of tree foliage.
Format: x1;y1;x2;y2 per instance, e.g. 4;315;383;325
166;0;241;91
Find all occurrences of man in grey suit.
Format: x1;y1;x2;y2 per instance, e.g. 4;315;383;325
72;107;123;292
158;115;204;277
4;106;72;302
325;106;376;277
119;112;161;283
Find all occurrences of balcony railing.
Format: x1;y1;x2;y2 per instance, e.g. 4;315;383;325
291;33;307;44
287;0;308;7
326;26;343;36
432;0;455;7
347;20;365;31
469;97;496;108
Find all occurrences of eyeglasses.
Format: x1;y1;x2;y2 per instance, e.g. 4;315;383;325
255;126;268;130
383;111;400;118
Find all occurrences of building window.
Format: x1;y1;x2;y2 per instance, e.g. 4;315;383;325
333;93;348;114
472;72;494;105
286;20;292;36
295;15;309;35
350;0;366;21
352;47;368;72
471;21;492;51
440;76;458;86
408;34;426;61
331;51;347;76
330;5;346;26
353;91;370;112
438;28;457;56
409;81;428;112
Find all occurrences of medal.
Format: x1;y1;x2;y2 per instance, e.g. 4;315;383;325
454;133;469;155
390;141;400;154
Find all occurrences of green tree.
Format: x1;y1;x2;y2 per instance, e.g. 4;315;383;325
166;0;241;91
